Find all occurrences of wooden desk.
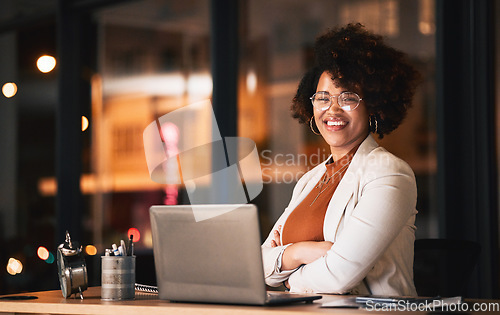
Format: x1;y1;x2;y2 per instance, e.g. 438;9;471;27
0;287;363;315
2;287;499;314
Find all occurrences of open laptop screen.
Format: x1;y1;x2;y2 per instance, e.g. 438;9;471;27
150;204;267;305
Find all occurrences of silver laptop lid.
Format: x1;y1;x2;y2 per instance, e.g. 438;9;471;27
150;204;267;305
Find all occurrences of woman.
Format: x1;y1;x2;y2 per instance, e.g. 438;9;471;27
262;23;421;296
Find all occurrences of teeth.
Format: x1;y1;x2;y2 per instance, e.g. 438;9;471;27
326;120;346;126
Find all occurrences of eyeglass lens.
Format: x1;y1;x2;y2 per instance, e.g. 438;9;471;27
311;91;361;111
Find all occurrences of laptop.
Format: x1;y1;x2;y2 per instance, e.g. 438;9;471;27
149;204;322;305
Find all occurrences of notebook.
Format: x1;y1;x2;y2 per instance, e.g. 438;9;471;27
149;204;322;305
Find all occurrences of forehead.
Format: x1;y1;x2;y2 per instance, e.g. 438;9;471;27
316;71;363;96
316;72;344;92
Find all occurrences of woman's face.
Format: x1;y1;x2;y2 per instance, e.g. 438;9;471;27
313;71;369;157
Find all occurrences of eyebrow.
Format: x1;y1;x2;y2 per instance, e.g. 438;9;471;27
316;90;350;94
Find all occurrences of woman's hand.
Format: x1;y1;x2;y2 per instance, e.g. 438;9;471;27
270;225;333;271
270;225;282;247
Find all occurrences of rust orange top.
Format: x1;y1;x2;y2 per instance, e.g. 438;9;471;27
281;145;359;245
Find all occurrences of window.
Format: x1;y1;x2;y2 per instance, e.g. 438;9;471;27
240;0;437;238
0;0;440;294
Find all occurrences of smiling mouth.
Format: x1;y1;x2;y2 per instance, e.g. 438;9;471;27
323;119;348;130
326;121;347;126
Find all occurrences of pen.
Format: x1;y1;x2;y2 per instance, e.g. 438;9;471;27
126;236;131;256
112;243;120;256
129;234;134;256
120;239;127;256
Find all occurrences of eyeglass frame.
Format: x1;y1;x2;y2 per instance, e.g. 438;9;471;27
309;91;363;112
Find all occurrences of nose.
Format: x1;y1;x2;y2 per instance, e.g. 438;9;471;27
326;97;343;113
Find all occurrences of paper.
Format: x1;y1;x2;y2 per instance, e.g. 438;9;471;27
321;297;360;308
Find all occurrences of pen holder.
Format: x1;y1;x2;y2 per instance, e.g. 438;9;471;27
101;255;135;300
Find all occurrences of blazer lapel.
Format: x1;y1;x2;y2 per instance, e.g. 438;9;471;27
323;174;355;242
323;135;379;241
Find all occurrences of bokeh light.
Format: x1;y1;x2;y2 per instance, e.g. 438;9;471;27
2;82;17;98
85;245;97;256
7;258;23;275
46;252;55;264
128;227;141;242
82;116;89;132
37;246;50;260
37;55;56;73
246;69;257;94
143;229;153;248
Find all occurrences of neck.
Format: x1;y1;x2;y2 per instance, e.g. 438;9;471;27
329;134;368;161
329;149;351;162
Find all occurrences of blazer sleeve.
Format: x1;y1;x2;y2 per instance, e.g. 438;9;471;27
287;154;417;293
261;164;324;286
261;224;297;286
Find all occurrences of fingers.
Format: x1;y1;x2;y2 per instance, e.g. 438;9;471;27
273;225;282;247
283;279;290;290
273;230;280;243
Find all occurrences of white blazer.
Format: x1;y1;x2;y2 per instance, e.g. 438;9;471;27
262;135;418;296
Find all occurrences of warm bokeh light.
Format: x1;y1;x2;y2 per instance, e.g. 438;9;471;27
419;22;435;35
128;227;141;242
85;245;97;256
143;229;153;248
82;116;89;131
2;82;17;98
246;70;257;94
7;258;23;275
37;246;50;260
37;55;56;73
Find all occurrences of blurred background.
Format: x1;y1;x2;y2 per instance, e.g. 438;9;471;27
0;0;498;298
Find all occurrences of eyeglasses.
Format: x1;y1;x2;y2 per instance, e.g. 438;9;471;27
310;91;362;112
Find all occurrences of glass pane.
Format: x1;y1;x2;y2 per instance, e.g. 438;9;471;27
0;17;58;294
0;0;439;295
91;0;210;259
496;1;500;248
241;0;437;238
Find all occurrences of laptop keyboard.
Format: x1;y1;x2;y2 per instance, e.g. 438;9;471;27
266;291;322;305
